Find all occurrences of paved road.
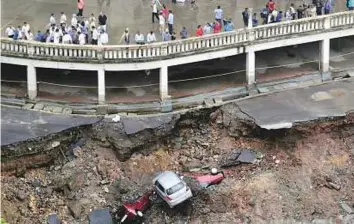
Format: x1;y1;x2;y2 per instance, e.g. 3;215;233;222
1;0;348;44
237;78;354;129
1;107;101;146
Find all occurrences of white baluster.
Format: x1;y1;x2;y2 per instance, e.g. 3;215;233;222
118;49;123;58
172;45;176;53
147;48;151;57
128;49;132;58
152;48;156;56
143;48;147;57
156;47;160;56
113;50;117;59
54;48;58;56
177;43;181;52
181;43;185;52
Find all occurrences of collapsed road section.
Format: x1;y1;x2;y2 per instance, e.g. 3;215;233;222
1;79;354;223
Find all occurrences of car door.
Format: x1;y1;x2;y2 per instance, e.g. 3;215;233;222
154;181;166;199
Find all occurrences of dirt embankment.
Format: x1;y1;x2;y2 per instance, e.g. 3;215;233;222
1;103;354;223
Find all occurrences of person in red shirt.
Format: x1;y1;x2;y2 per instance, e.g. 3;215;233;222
213;20;221;33
195;25;203;36
267;0;275;12
77;0;85;16
161;4;169;19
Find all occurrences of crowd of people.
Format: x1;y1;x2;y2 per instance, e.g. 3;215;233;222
4;0;353;46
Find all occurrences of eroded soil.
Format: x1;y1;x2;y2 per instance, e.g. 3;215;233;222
1;112;354;223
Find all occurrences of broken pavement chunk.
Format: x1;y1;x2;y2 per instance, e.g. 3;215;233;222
88;208;113;224
219;149;256;168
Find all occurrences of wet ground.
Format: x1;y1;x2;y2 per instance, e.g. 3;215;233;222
1;0;349;44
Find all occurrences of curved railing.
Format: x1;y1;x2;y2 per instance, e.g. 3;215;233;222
1;11;353;63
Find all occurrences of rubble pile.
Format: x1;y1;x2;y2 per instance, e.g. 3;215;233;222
1;104;354;223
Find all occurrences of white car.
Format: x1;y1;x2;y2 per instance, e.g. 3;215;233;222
153;171;193;208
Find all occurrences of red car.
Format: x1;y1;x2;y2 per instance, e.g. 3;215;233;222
118;190;155;223
186;168;225;188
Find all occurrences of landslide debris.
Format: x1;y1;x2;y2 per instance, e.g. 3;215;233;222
1;103;354;224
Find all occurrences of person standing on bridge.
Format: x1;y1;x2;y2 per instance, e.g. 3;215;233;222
347;0;354;10
152;1;160;23
195;25;203;37
60;12;67;27
5;26;15;39
267;0;276;13
214;6;223;27
119;28;130;45
98;12;108;32
168;10;174;35
324;0;332;14
159;12;165;33
242;8;249;27
77;0;85;17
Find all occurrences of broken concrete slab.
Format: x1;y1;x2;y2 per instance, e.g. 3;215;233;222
22;103;34;110
237;150;257;164
47;214;60;224
33;103;45;111
88;208;113;224
121;114;174;135
219;149;256;168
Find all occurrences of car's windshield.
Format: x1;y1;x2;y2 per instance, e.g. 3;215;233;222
166;182;184;195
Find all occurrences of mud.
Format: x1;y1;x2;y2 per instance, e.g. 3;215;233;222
1;103;354;223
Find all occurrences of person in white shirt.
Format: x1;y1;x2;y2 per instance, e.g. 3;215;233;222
168;10;174;34
60;12;67;26
62;32;72;44
5;26;15;38
53;28;62;44
98;30;108;45
135;31;145;44
17;26;23;40
146;31;156;43
71;14;78;27
159;13;165;34
78;31;86;45
91;26;99;45
26;30;33;41
22;22;30;38
89;13;96;34
152;2;159;23
49;13;56;27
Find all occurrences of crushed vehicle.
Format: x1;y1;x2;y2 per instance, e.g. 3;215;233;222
117;190;155;223
187;168;225;188
153;171;193;208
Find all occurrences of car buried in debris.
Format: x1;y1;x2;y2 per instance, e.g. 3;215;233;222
153;171;193;208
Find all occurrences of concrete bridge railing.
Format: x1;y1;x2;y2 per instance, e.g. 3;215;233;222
1;11;354;106
1;11;353;62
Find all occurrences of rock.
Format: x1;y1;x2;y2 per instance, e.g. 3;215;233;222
326;182;341;191
16;190;27;201
72;147;82;158
275;160;280;164
68;201;82;219
100;179;110;185
51;141;60;148
54;166;61;171
88;208;113;224
67;172;86;191
175;137;183;142
175;142;182;150
47;214;60;224
104;187;109;193
342;202;354;214
182;160;203;172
